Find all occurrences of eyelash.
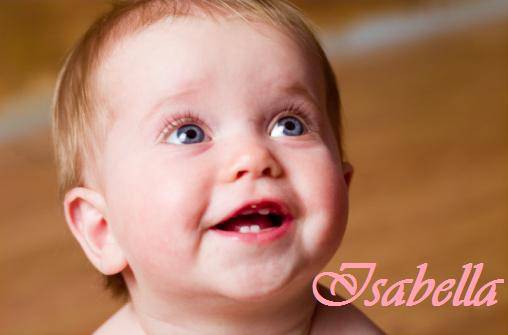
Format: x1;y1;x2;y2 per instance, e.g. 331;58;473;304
272;102;315;132
157;103;315;142
158;111;208;142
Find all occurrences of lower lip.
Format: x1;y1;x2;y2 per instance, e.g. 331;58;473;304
210;218;293;243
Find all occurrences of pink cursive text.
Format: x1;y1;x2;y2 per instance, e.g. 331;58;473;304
313;263;504;307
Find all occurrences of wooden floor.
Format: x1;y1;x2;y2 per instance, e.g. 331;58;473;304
1;2;507;334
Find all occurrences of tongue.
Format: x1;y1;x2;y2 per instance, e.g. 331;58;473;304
219;214;275;232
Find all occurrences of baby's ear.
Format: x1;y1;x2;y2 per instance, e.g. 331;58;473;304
342;162;354;188
63;187;127;275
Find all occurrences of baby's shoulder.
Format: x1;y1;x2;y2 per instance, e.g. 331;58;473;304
311;285;385;335
93;303;144;335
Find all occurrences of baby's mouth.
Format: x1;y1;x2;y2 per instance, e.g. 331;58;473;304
210;200;291;234
213;212;284;233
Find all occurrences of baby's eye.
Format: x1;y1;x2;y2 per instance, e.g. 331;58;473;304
167;124;206;144
269;116;307;137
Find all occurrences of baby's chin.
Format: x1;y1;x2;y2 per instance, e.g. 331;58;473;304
204;256;318;303
212;275;295;303
196;224;343;302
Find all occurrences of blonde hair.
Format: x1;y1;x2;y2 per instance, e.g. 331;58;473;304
52;0;343;299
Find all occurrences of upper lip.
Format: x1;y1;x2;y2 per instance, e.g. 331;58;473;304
211;198;292;228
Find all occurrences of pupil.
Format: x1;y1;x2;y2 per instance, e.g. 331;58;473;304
186;129;197;139
285;120;295;131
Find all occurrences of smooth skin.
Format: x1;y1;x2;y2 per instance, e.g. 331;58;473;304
63;15;384;335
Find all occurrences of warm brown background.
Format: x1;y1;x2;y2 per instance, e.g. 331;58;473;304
1;1;507;334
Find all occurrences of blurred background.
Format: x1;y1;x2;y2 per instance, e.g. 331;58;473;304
1;0;507;334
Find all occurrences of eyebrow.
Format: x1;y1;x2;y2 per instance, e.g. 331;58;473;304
278;82;321;110
143;80;321;126
143;86;200;123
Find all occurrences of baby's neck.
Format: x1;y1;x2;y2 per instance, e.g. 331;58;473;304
106;284;317;335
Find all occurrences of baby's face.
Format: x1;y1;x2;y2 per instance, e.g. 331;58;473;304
95;17;350;301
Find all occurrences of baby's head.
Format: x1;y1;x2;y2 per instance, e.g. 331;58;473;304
53;0;352;304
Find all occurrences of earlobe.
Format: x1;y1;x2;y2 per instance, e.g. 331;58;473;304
63;187;127;275
342;162;354;188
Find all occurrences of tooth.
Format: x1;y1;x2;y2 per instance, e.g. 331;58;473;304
258;209;270;215
250;225;260;233
239;226;250;233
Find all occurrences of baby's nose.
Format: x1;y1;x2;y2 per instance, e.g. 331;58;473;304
220;139;283;183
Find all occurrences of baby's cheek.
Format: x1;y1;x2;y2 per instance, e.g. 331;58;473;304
107;161;210;279
296;152;347;255
112;192;183;270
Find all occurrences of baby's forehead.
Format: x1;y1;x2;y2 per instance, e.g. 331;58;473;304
97;15;322;82
94;16;326;119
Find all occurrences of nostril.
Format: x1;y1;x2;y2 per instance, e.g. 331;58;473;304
227;151;283;182
235;167;276;180
236;167;272;179
236;170;248;179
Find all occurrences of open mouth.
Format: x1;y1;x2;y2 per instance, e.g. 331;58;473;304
214;212;284;233
211;200;291;235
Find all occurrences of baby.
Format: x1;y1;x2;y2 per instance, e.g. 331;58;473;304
52;0;384;334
